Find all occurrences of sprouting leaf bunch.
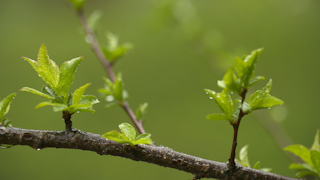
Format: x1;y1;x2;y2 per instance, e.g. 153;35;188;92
236;145;272;172
102;123;152;146
284;130;320;178
0;93;17;149
21;44;99;114
102;32;133;63
98;73;128;108
205;48;284;123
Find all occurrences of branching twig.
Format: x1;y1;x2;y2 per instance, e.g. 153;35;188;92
0;127;300;180
76;8;147;135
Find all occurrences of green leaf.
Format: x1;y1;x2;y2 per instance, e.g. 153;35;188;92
205;88;234;121
248;79;284;112
88;10;102;33
21;87;52;99
311;129;320;151
311;150;320;174
284;145;313;166
68;0;86;9
135;103;148;120
78;95;99;105
0;144;13;149
119;123;136;141
57;56;83;97
239;145;250;168
260;168;272;172
133;133;152;145
242;48;264;88
113;73;124;101
296;170;319;178
289;163;312;170
253;161;260;169
102;130;128;142
36;44;60;89
22;57;38;72
35;102;68;111
72;83;91;105
0;93;16;121
248;76;265;87
217;67;241;93
206;114;230;121
102;33;133;61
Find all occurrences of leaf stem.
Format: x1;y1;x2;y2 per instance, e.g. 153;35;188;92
62;111;73;132
76;8;147;135
228;88;247;168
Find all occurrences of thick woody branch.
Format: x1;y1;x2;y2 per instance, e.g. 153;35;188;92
0;127;299;180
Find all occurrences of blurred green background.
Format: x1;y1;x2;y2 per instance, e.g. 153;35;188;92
1;0;320;179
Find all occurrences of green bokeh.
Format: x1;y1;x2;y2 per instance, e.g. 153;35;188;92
1;0;320;179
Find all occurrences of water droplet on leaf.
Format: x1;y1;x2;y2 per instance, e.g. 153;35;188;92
37;148;41;151
209;97;213;99
106;95;114;102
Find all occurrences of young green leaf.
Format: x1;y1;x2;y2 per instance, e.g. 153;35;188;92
36;44;60;89
311;150;320;175
102;123;152;146
119;123;136;141
35;102;68;111
284;145;313;166
102;32;133;61
57;57;83;97
0;93;16;123
248;79;284;112
72;83;91;105
239;145;250;167
217;67;241;93
20;87;52;99
135;103;148;120
205;88;234;121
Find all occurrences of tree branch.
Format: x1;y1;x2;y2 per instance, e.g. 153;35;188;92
0;127;300;180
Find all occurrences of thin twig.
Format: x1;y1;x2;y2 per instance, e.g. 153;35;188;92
228;88;247;168
76;8;147;135
0;127;301;180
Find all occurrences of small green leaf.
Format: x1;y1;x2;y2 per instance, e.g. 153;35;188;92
102;33;133;61
57;56;83;97
311;129;320;151
0;144;13;149
88;10;102;33
133;133;152;145
310;150;320;174
296;171;319;178
242;48;264;88
119;123;136;141
248;76;265;87
217;67;241;93
284;145;313;166
22;57;38;72
72;83;91;105
35;102;68;110
136;103;148;120
205;88;234;120
289;163;313;170
206;114;229;121
78;95;99;105
253;161;260;169
102;130;128;142
0;93;16;121
36;44;60;89
239;145;250;168
249;79;284;111
260;168;272;172
21;87;52;99
68;0;86;9
113;73;124;101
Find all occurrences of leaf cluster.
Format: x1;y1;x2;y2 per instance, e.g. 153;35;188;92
21;44;99;114
205;48;284;123
102;32;133;62
236;145;272;172
102;123;152;146
284;130;320;178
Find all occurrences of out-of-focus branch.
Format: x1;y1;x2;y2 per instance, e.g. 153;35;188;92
0;127;300;180
76;8;146;135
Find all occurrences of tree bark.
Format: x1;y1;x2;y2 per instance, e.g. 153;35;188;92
0;127;300;180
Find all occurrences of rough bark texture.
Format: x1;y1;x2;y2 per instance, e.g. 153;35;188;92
0;127;300;180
